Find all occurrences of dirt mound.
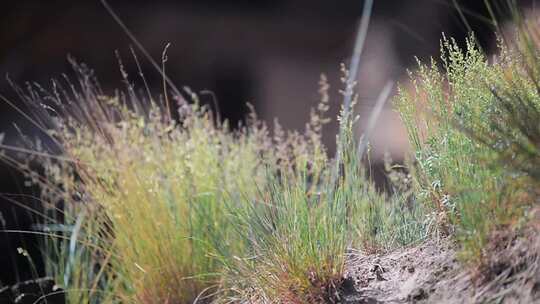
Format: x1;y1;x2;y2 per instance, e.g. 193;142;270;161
343;238;463;303
343;231;539;304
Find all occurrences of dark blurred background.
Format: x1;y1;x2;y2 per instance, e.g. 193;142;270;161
0;0;534;287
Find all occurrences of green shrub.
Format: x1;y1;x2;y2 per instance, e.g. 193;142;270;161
395;23;539;263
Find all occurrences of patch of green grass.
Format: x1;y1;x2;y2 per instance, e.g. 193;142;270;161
16;6;535;302
218;169;349;303
13;21;540;304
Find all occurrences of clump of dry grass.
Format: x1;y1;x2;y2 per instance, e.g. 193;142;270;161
1;57;413;303
0;58;426;303
9;61;273;303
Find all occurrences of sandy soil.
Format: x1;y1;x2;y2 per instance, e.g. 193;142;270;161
342;230;539;304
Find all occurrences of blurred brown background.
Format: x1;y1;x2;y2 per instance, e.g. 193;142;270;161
0;0;533;287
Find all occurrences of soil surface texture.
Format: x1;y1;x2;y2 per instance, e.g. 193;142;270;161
343;232;539;304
